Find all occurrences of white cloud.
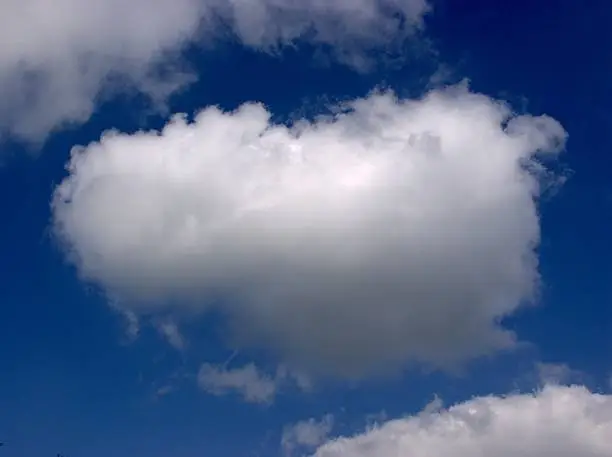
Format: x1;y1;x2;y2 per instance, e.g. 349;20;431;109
197;362;307;403
52;85;567;378
0;0;203;142
0;0;429;142
198;363;280;404
311;386;612;457
282;415;334;455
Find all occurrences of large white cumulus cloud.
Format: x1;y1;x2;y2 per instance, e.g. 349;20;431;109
0;0;428;142
311;386;612;457
52;86;566;377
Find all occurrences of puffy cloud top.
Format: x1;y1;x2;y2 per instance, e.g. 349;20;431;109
311;386;612;457
52;86;566;377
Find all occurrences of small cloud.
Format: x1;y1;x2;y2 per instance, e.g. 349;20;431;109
155;385;175;398
281;415;334;455
197;358;310;404
156;321;185;350
198;363;279;404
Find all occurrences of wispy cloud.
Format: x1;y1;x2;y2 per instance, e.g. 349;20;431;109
198;363;280;404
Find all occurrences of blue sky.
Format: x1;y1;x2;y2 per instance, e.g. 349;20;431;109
1;1;612;456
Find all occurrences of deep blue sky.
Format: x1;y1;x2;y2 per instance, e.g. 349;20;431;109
1;1;611;456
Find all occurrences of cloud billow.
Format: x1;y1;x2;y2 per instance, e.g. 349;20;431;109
52;86;567;378
311;386;612;457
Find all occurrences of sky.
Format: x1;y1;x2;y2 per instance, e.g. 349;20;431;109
1;0;612;456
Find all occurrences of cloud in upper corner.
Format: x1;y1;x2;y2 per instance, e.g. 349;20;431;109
282;415;334;456
0;0;430;143
202;0;431;70
310;386;612;457
0;0;204;143
51;85;567;378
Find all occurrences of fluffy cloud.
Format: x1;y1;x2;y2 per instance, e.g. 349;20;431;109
52;85;567;377
1;0;428;142
198;363;280;404
282;415;335;455
310;386;612;457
